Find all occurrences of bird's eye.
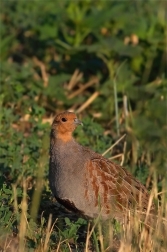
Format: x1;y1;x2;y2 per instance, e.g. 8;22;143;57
61;117;67;122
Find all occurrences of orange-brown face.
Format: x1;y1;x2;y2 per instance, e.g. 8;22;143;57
51;111;82;141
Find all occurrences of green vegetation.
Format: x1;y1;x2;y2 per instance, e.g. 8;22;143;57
0;0;166;251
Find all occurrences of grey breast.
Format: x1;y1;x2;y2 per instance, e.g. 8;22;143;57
49;139;88;207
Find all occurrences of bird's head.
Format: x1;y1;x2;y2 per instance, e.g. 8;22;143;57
51;111;83;141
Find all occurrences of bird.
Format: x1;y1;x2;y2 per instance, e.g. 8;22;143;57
49;111;155;222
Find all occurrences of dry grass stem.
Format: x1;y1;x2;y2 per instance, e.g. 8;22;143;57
85;218;100;252
18;180;28;252
102;134;126;156
67;69;83;90
68;77;99;99
121;141;127;166
109;153;123;160
43;215;56;252
123;95;129;117
67;242;73;252
33;57;48;87
76;91;99;113
85;222;91;252
12;184;19;215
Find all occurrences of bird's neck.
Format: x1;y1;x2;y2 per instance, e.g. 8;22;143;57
50;129;74;143
50;132;76;159
56;132;74;142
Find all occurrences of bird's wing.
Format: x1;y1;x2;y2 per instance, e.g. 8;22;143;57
84;154;151;212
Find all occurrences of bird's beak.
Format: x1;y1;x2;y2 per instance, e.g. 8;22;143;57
74;118;83;126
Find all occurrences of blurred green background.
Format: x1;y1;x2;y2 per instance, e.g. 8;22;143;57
0;0;167;249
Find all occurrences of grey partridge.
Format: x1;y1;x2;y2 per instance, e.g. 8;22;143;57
49;111;154;221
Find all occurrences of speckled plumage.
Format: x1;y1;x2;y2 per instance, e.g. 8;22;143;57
49;111;154;221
